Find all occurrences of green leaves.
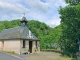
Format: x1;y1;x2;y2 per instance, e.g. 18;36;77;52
65;0;80;5
59;0;80;56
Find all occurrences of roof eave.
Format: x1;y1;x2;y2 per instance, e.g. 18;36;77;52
0;38;40;41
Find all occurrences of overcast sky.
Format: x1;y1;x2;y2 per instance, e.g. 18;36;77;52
0;0;67;27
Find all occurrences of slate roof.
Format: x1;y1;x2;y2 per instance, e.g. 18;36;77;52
22;16;27;21
0;16;39;40
0;26;39;40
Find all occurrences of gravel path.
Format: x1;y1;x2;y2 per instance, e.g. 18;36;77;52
0;52;71;60
23;52;62;60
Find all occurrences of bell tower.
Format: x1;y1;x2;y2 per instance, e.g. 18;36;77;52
20;13;28;27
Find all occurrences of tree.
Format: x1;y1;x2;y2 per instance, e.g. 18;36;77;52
59;0;80;57
0;22;5;32
65;0;80;5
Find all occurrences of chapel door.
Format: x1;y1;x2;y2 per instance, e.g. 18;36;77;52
29;41;32;53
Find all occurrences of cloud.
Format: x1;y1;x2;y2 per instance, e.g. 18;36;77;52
25;0;66;27
27;11;60;27
25;0;49;13
0;0;67;27
46;0;67;8
0;0;22;4
0;1;29;14
0;0;30;20
54;0;67;7
46;17;60;27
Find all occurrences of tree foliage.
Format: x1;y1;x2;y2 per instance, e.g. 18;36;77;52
59;0;80;57
65;0;80;5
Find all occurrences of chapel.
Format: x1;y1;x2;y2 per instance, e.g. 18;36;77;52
0;16;40;54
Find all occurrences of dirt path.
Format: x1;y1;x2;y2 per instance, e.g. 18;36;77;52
24;52;64;60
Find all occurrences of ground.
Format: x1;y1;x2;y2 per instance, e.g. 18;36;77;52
0;52;72;60
19;52;72;60
0;52;21;60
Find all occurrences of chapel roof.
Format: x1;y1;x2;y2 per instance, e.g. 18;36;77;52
22;16;27;21
0;17;39;40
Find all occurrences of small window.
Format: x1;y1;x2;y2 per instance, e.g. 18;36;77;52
23;40;25;48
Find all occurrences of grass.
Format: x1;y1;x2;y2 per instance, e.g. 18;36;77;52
41;49;61;53
6;51;16;54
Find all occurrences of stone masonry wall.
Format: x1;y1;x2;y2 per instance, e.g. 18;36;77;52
2;40;20;54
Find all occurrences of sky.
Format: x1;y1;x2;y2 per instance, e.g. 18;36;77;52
0;0;67;27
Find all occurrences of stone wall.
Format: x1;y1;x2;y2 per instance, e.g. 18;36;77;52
20;40;29;54
0;40;40;54
32;41;40;53
20;40;40;54
32;41;36;53
37;41;40;53
1;40;20;54
0;41;2;49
